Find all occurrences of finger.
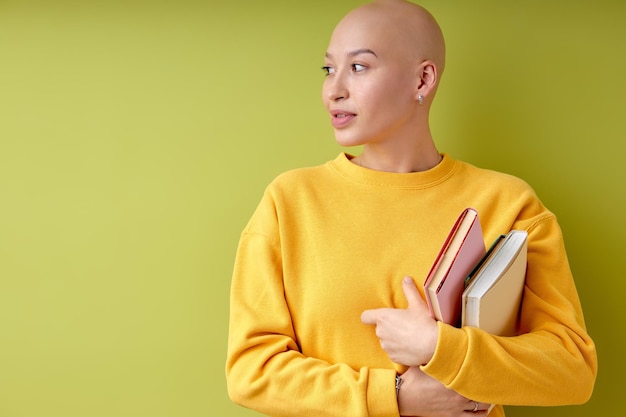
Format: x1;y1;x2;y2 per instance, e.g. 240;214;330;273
360;309;378;325
402;276;426;310
464;401;491;414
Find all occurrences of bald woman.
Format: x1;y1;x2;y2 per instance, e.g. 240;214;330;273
226;1;597;416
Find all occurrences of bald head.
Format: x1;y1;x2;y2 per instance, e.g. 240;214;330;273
322;0;445;167
331;0;446;75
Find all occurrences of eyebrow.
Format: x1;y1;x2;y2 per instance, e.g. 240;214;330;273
325;48;378;59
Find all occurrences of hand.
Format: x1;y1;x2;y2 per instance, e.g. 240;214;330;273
398;366;491;417
361;276;439;366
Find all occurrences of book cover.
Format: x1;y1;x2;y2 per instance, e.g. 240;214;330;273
424;208;486;326
461;230;528;336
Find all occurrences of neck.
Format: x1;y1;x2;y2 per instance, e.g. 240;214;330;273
352;134;442;173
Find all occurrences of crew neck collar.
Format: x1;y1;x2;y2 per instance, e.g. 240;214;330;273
328;152;457;189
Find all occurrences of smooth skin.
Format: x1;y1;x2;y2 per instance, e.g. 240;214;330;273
323;1;490;415
322;0;443;173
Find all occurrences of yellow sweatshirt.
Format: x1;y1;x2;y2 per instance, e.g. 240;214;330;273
226;153;597;417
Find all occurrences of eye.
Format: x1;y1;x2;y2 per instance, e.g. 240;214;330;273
321;66;335;76
352;63;366;72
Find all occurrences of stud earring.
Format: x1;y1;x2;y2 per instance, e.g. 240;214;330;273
418;94;424;105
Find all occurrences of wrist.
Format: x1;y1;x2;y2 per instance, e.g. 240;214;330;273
421;320;439;365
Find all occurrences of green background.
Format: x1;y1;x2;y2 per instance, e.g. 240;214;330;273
0;0;623;416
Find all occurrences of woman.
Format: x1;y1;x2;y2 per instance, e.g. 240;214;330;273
226;1;597;416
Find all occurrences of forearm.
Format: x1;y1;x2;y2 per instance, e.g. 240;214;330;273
421;322;596;406
226;340;398;417
418;214;597;406
227;231;400;416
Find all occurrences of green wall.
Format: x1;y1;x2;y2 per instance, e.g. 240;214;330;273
0;0;623;416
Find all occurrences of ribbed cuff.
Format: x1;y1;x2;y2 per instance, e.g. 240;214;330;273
420;321;468;386
366;368;399;417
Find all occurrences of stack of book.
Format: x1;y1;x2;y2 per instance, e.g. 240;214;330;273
423;208;528;336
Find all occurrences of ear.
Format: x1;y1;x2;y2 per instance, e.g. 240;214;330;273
414;60;438;103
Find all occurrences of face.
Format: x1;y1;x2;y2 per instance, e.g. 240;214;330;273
322;14;420;147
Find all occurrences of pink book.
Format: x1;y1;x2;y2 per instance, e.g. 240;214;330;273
424;208;486;326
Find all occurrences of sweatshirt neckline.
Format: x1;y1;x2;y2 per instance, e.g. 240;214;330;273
328;152;457;189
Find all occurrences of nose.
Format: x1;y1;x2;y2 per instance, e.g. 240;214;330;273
324;72;349;102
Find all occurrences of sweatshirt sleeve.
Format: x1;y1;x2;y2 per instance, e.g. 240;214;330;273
225;193;399;417
421;214;598;406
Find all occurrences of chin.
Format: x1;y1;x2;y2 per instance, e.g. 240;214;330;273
333;132;368;148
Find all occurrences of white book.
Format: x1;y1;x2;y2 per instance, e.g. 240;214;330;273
461;230;528;336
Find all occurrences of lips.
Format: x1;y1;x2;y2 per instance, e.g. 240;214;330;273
330;109;356;128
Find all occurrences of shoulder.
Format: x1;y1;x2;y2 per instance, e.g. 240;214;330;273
252;158;335;210
264;157;340;197
454;159;543;208
452;158;555;230
243;159;336;236
456;159;534;191
271;164;328;187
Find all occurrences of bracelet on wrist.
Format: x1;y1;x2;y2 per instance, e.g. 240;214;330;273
395;374;404;398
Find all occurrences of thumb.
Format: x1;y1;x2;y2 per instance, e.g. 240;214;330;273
402;276;425;310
